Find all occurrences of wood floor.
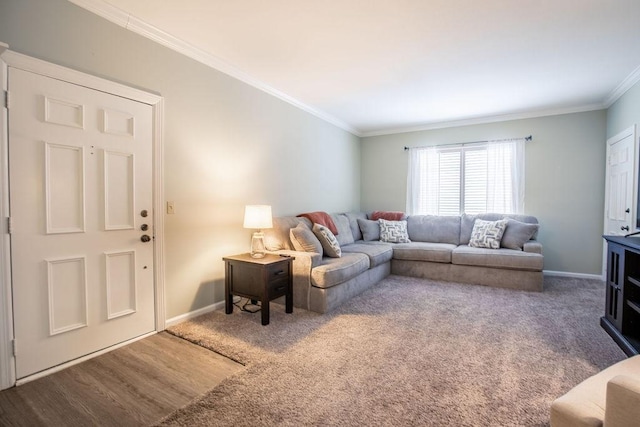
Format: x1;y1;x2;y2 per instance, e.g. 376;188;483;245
0;332;244;426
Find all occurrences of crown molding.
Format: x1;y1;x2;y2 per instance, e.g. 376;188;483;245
360;103;606;138
603;64;640;108
67;0;361;136
67;0;639;140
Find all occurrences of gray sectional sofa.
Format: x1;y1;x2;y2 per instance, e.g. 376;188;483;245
264;212;543;314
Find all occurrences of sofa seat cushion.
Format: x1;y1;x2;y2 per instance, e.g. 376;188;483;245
452;246;543;271
311;253;370;289
393;242;457;263
341;242;393;267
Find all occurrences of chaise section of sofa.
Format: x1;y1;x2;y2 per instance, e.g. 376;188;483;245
264;214;392;313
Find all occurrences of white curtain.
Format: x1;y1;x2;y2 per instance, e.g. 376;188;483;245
486;138;525;213
406;138;525;215
406;146;440;215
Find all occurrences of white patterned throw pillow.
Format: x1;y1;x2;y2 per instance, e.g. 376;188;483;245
312;223;342;257
378;219;411;243
468;219;508;249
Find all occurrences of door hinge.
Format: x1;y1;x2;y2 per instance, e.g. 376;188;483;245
11;339;16;357
3;90;8;109
7;217;12;235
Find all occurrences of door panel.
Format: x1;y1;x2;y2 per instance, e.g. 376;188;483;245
9;68;155;379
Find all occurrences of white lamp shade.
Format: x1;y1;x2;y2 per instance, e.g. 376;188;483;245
243;205;273;229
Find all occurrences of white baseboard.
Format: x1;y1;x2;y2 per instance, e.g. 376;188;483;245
165;301;225;328
543;270;604;281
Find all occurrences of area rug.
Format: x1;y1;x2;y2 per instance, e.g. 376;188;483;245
159;275;625;426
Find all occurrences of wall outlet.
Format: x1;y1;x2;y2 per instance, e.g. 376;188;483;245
167;201;175;214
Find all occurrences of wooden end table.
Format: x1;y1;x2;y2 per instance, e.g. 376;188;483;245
222;253;294;325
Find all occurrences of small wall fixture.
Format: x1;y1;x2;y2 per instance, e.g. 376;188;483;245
243;205;273;258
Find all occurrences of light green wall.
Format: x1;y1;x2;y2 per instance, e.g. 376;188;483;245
0;0;361;318
607;80;640;139
362;111;608;275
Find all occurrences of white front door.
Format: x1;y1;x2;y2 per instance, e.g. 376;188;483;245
604;126;637;237
9;67;156;379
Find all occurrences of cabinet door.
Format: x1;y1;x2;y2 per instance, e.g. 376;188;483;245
605;243;625;330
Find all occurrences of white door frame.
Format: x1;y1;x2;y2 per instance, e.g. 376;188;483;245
602;124;638;276
0;49;166;390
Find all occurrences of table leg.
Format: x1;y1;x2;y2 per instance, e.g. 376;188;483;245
225;262;233;314
285;290;293;314
261;301;270;325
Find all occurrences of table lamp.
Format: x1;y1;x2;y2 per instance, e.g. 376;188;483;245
243;205;273;258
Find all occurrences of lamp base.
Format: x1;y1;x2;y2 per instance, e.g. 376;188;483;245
250;230;266;258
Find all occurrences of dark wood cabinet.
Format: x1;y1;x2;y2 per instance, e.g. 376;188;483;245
602;235;640;356
605;241;625;331
223;253;293;325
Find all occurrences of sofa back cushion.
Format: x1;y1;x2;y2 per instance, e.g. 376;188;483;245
331;213;355;246
265;214;356;251
343;212;367;241
265;216;312;251
407;215;461;245
460;213;539;245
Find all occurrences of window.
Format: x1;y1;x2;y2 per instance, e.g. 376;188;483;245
406;139;525;215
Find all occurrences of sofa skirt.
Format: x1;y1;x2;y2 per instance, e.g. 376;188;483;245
391;259;543;292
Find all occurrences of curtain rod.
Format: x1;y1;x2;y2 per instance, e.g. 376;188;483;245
403;135;532;151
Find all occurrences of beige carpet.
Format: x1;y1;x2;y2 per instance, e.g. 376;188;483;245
159;275;624;426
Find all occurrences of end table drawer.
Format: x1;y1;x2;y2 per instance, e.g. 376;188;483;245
268;278;289;298
268;262;290;281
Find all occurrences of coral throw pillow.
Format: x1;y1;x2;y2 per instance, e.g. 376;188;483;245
370;211;405;221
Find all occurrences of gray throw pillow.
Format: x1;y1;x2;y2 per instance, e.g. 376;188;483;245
357;218;380;241
312;224;341;257
468;219;508;249
378;219;410;243
290;223;323;255
501;219;540;250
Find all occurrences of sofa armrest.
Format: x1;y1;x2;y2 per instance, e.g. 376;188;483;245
268;250;321;310
523;241;543;255
604;375;640;427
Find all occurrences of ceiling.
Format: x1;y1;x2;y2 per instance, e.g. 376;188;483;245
77;0;640;136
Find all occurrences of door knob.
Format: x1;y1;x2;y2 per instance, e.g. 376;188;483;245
621;226;630;231
140;210;148;218
141;224;149;231
141;234;151;242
